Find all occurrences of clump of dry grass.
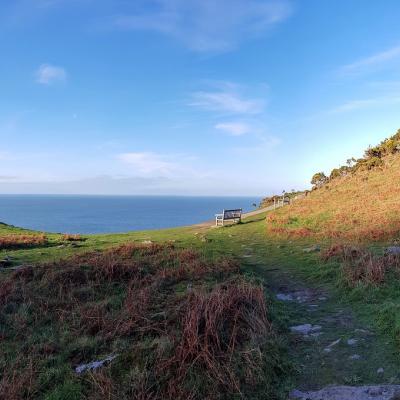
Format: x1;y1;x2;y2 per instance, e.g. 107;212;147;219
322;244;400;286
266;154;400;241
163;281;270;396
61;233;85;242
0;242;279;399
0;357;37;400
0;233;47;250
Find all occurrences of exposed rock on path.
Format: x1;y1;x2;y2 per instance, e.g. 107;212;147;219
240;243;400;396
75;355;117;374
290;324;322;336
290;385;400;400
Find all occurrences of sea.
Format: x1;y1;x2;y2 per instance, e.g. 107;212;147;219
0;195;262;234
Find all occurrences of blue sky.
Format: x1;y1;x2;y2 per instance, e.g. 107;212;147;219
1;0;400;196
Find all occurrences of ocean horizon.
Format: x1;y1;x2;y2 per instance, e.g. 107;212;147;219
0;194;262;234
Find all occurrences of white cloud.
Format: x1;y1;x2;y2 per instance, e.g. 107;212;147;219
339;45;400;76
215;122;251;136
190;87;264;114
36;64;67;85
110;0;292;52
117;152;177;175
330;95;400;114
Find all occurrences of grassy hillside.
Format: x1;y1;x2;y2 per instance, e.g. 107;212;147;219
1;243;286;399
262;132;400;352
3;131;400;398
267;153;400;242
2;211;400;397
0;216;293;400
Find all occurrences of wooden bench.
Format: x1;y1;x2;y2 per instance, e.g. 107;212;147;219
215;209;242;226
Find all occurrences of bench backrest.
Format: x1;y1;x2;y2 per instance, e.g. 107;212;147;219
223;209;242;219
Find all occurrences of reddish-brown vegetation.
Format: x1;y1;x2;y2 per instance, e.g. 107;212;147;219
0;243;279;399
61;233;85;242
0;233;47;250
266;154;400;241
322;244;400;286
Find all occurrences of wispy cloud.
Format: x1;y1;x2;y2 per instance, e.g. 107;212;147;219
329;95;400;114
109;0;292;52
36;64;67;85
190;84;265;114
0;175;19;181
339;45;400;76
215;122;252;136
117;152;177;175
230;134;280;154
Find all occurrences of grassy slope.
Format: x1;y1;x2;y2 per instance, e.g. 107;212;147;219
263;152;400;349
3;148;400;396
0;217;294;400
2;211;400;396
267;154;400;241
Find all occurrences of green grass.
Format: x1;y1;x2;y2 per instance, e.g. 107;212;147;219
0;218;292;399
2;211;400;396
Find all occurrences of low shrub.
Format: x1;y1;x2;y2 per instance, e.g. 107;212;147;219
0;243;283;399
61;234;85;242
0;234;47;250
321;244;400;286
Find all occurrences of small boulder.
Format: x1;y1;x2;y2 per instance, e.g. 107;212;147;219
385;246;400;256
276;293;293;301
75;354;117;374
303;245;321;253
290;385;400;400
290;324;322;336
323;338;341;353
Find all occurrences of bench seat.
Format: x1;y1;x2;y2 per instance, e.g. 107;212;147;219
215;209;242;226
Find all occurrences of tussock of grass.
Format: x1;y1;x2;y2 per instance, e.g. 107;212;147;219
61;234;85;242
0;233;47;250
266;154;400;242
0;243;284;399
321;244;400;286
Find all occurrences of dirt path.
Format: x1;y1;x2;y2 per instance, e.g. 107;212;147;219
236;241;400;399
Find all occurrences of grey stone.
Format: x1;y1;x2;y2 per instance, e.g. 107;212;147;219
303;245;321;253
347;338;358;345
377;368;384;374
385;246;400;256
290;324;322;335
349;354;361;360
276;293;293;301
355;328;372;335
323;338;341;353
75;354;117;374
290;385;400;400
